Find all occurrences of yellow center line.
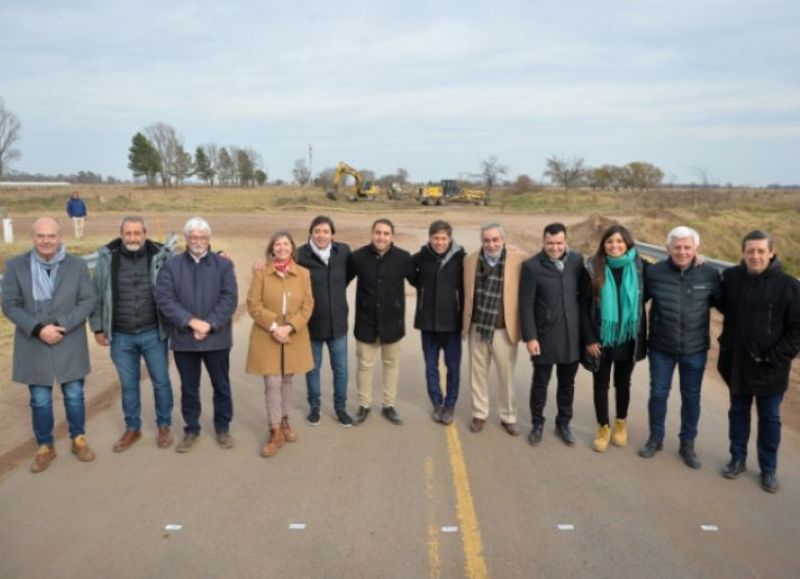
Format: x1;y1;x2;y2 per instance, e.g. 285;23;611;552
446;424;489;578
425;456;441;579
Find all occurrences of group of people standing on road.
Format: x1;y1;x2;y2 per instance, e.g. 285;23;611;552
2;212;798;495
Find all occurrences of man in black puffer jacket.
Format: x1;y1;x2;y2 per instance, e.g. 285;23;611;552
717;230;800;493
412;220;465;425
639;226;721;469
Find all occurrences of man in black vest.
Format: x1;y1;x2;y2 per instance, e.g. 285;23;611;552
717;230;800;492
347;218;415;425
91;216;174;451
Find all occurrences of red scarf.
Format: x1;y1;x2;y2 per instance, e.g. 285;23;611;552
273;257;293;275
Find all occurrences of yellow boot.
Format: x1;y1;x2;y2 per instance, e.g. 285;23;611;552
611;418;628;447
592;424;611;452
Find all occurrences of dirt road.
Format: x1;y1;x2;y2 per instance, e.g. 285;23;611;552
1;211;798;578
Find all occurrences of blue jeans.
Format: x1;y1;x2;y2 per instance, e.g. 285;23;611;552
729;392;783;473
110;329;173;430
173;349;233;434
421;331;462;409
306;335;349;411
647;349;708;442
28;380;86;445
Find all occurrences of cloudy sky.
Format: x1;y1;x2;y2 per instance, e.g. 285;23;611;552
2;0;798;185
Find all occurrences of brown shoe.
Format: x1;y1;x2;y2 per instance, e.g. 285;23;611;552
501;421;520;436
261;427;285;457
71;435;96;462
30;445;57;473
469;417;485;433
112;429;141;452
157;426;174;449
281;416;298;443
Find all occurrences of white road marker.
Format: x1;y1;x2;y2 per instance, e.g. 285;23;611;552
289;523;307;530
701;525;719;532
557;524;575;531
164;524;183;531
441;526;459;533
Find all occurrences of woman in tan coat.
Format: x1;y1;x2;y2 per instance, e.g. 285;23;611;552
246;231;314;457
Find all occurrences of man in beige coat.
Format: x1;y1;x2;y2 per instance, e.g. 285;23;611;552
463;223;526;435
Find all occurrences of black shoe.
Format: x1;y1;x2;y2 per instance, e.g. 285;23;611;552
381;406;403;425
527;423;544;446
761;471;780;493
679;441;701;469
432;405;444;423
555;423;575;446
336;409;354;428
306;407;321;426
638;437;663;458
722;459;746;479
355;406;370;425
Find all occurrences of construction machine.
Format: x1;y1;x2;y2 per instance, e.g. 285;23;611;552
417;179;488;206
326;161;380;202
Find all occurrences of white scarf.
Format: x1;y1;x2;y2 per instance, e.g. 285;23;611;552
310;240;332;266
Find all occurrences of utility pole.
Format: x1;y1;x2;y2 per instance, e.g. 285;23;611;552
308;144;313;187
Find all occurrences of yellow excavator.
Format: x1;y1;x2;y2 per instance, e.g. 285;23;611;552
326;161;380;202
417;179;488;206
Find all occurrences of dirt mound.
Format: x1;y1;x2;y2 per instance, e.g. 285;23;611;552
568;214;620;256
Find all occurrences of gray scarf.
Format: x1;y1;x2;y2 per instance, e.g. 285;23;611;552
30;244;67;302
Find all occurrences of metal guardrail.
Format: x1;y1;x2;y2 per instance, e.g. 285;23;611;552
0;233;179;298
636;241;735;273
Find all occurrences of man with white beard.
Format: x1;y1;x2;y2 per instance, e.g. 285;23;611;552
91;216;175;452
157;217;238;452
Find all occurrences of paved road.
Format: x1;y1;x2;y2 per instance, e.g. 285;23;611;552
2;225;799;578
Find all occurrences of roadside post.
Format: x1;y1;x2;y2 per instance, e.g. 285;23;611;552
2;207;13;243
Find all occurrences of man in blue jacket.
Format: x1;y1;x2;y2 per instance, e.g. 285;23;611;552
157;217;238;452
65;191;87;239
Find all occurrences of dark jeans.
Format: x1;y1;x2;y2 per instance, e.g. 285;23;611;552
173;349;233;434
421;331;462;408
110;329;173;430
28;380;86;445
729;391;783;473
647;349;707;443
530;361;579;426
593;357;635;425
306;335;348;411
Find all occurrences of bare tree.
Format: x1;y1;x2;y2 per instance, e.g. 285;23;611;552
480;156;508;195
691;166;713;188
315;167;337;188
625;162;664;190
292;158;311;185
543;155;585;190
145;122;183;187
0;98;22;176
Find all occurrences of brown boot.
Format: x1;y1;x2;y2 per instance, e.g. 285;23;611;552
261;427;284;457
157;426;174;449
30;445;57;473
71;435;96;462
281;416;298;443
112;429;141;452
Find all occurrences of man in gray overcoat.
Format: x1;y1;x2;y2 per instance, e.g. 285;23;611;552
519;223;584;447
1;217;97;473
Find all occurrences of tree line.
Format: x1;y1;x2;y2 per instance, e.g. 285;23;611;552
542;155;664;191
128;123;267;188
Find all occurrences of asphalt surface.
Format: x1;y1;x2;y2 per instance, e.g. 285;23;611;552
2;227;799;579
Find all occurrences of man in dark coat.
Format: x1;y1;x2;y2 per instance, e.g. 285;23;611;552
347;218;415;425
639;226;722;469
1;217;97;473
296;215;354;427
157;217;238;452
717;230;800;493
412;220;465;425
520;223;584;446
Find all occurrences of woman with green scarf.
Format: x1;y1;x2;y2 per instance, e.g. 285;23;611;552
580;225;648;452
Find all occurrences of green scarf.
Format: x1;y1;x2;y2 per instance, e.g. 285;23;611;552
599;248;640;346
